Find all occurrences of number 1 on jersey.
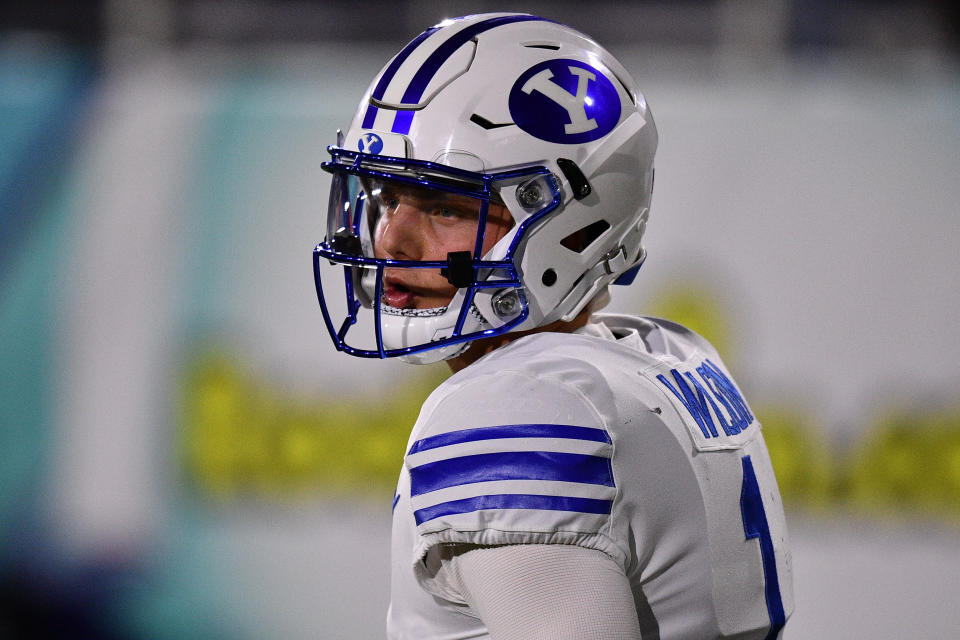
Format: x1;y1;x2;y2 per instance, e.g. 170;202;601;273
740;455;786;640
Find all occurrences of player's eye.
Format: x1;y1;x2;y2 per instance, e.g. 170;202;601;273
433;201;477;220
378;193;400;209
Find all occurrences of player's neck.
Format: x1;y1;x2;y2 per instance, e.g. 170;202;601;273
446;309;592;373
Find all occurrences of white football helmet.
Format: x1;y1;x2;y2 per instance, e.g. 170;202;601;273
313;13;657;364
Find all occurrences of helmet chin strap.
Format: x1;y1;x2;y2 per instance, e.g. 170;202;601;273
380;304;449;318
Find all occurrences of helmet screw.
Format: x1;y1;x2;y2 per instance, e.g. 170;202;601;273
518;184;542;208
492;290;520;319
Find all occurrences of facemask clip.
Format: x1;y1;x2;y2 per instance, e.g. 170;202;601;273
440;251;474;288
330;229;362;256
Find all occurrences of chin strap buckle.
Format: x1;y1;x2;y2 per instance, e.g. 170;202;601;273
601;246;628;275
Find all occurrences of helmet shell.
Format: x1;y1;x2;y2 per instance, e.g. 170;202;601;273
319;13;657;362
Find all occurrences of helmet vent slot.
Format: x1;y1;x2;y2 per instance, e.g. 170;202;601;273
522;42;560;50
556;157;592;200
560;220;610;254
469;113;515;130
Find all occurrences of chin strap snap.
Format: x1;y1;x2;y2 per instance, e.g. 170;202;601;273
558;245;641;322
601;246;628;275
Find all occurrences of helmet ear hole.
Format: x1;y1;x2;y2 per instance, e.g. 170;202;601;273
560;219;610;254
541;269;558;287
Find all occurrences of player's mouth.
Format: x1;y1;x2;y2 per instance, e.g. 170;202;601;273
382;278;418;309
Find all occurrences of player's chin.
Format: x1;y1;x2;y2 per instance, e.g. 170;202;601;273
411;286;457;310
415;295;455;310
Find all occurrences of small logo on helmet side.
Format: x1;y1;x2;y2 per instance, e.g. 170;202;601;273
508;59;621;144
358;132;384;154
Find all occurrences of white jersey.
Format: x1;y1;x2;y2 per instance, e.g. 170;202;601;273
387;314;794;639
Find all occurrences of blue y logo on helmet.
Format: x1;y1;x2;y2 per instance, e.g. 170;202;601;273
358;132;384;154
508;59;621;144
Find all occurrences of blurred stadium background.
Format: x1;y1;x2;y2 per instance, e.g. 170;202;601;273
2;1;959;637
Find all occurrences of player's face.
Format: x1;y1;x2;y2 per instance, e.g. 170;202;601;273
372;182;513;309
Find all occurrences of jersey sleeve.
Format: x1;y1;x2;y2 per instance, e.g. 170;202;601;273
404;369;629;591
435;544;642;640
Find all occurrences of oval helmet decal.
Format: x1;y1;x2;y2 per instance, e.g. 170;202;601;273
508;59;621;144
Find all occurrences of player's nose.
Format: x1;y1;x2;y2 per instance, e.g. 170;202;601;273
377;200;425;261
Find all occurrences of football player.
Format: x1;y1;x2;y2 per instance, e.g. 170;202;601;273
312;13;794;639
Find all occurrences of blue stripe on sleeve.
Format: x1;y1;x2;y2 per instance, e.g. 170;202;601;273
409;451;614;497
414;494;613;525
408;423;611;455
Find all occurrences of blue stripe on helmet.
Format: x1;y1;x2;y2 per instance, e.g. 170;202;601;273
361;104;378;129
391;14;552;134
409;451;615;497
408;423;611;455
362;24;443;129
414;493;612;525
390;109;414;134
